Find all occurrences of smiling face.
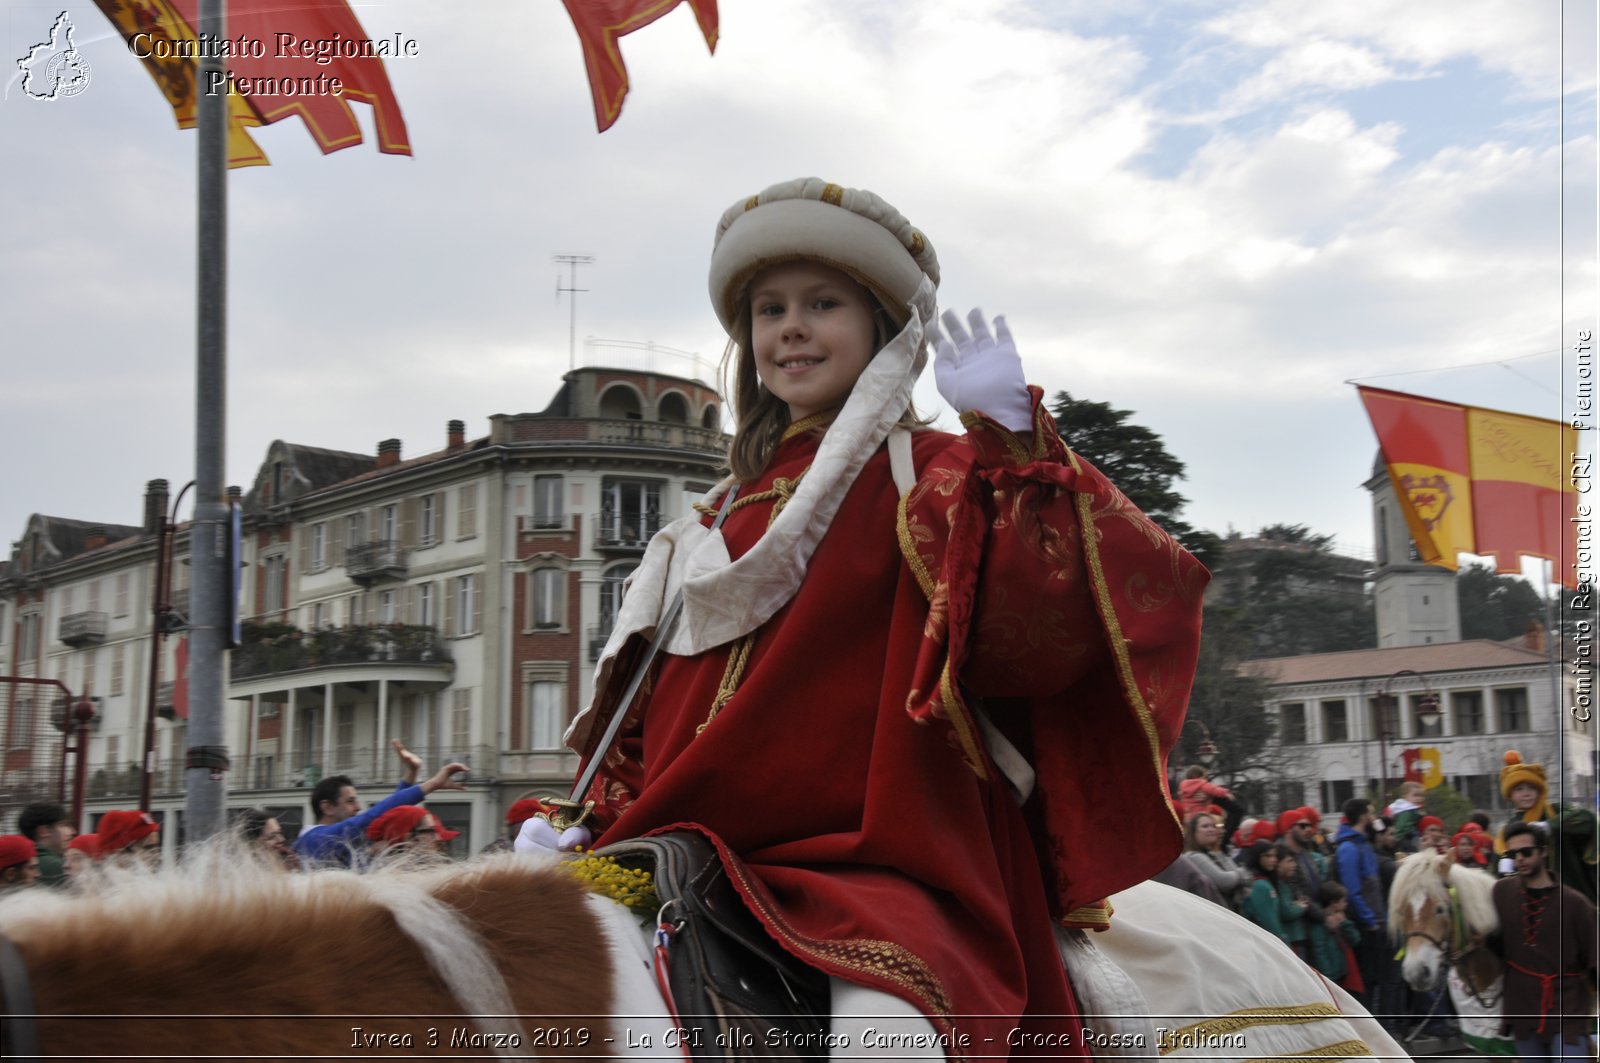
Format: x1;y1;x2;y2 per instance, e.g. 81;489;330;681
747;260;880;423
1510;782;1541;811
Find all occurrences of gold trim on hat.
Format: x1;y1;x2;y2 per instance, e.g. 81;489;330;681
821;182;844;206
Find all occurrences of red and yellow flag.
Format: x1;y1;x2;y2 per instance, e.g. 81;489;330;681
1358;386;1580;586
93;0;411;167
561;0;718;132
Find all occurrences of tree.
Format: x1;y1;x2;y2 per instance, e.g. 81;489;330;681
1049;392;1221;568
1210;524;1376;658
1456;564;1548;641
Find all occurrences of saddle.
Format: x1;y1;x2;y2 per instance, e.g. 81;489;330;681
596;833;829;1060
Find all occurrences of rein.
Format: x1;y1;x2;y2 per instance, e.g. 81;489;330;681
1403;883;1502;1010
0;929;40;1062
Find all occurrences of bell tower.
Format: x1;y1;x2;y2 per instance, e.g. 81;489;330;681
1366;452;1462;647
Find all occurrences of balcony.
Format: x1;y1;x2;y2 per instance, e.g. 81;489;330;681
231;623;452;682
58;611;108;647
345;540;409;585
595;510;663;551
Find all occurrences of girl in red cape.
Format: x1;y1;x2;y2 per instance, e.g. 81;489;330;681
561;178;1209;1056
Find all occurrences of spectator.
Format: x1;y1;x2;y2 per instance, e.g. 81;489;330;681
234;807;299;870
366;805;458;863
96;810;160;866
293;741;467;868
0;835;39;891
1334;799;1386;1012
1279;808;1328;924
1386;781;1426;852
1452;830;1492;872
1150;852;1227;906
1488;822;1596;1061
1182;811;1250;910
1494;750;1596;901
17;802;75;888
1306;881;1362;993
1416;815;1449;855
1274;842;1313;959
64;833;98;876
482;797;554;855
1238;842;1299;949
1176;766;1243;840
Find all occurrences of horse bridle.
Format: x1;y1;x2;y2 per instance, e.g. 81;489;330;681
1403;898;1502;1010
0;929;41;1062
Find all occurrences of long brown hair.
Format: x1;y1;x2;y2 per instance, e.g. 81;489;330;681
720;274;923;483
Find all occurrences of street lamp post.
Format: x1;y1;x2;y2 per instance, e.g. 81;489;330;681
1374;670;1442;807
141;480;194;812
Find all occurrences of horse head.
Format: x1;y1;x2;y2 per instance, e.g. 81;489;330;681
1387;849;1499;993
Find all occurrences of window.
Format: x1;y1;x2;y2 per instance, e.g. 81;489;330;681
115;573;130;618
1275;782;1306;809
106;734;120;775
1495;687;1529;731
452;574;481;637
6;697;33;750
530;567;565;629
523;662;568;749
1320;779;1354;814
1369;695;1400;741
1322;700;1348;743
1412;693;1443;737
683;482;712;518
419;495;439;548
529;682;565;749
379;590;399;625
87;579;102;613
348;592;365;626
457;484;478;539
110;646;125;696
1279;702;1306;744
19;613;41;662
532;476;564;530
1452;690;1484;734
83;651;97;698
311;523;328;572
336;705;354;768
1459;773;1496;810
345;513;366;549
599;479;661;546
599;564;636;638
417;582;437;628
262;555;288;614
451;689;472;757
381;504;399;543
312;601;332;630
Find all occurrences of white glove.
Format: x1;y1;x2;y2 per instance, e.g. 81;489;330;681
514;816;592;854
931;308;1034;433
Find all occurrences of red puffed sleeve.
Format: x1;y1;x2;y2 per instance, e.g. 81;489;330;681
898;386;1210;922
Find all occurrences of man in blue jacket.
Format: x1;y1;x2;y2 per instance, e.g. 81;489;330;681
294;740;468;867
1333;798;1386;1014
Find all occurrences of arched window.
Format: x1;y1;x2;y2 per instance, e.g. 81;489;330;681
657;392;690;424
598;384;643;420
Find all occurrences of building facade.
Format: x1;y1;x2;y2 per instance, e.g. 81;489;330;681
0;367;726;852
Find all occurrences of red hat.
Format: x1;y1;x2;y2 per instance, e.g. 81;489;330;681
1299;806;1321;826
1276;809;1314;835
0;835;36;870
366;806;459;845
1459;821;1484;834
1450;831;1476;847
1418;816;1445;832
97;810;158;854
67;834;100;858
1247;819;1279;844
505;798;553;827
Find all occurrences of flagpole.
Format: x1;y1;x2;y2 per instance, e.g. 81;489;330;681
1542;558;1566;805
187;0;231;842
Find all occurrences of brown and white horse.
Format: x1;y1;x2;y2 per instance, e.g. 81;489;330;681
0;842;1409;1062
1387;849;1510;1055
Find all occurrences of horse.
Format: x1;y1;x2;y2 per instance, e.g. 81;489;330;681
1387;849;1512;1055
0;840;1409;1061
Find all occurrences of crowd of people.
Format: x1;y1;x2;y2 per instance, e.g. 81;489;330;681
1162;751;1597;1045
0;741;560;891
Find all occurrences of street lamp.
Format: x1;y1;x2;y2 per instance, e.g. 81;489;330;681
1374;669;1441;806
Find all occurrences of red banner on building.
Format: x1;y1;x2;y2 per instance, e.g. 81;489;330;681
561;0;718;132
1358;386;1580;587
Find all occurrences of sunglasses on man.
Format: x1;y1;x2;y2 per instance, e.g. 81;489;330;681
1506;845;1544;859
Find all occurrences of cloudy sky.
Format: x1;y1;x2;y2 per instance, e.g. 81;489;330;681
2;0;1595;577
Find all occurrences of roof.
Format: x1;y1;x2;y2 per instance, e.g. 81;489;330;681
1243;639;1552;686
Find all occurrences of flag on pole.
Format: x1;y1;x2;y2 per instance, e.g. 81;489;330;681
1358;386;1580;587
92;0;411;167
561;0;718;132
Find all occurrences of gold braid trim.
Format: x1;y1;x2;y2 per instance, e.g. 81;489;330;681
939;661;989;780
960;409;1031;464
896;491;936;599
1068;450;1174;831
1157;1004;1344;1054
695;466;805;735
1059;902;1112;928
720;852;957;1029
1239;1041;1372;1063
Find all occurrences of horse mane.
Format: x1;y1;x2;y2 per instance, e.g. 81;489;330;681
0;839;612;1057
1387;849;1498;940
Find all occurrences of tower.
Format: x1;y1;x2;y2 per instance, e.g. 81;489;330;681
1366;452;1461;647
